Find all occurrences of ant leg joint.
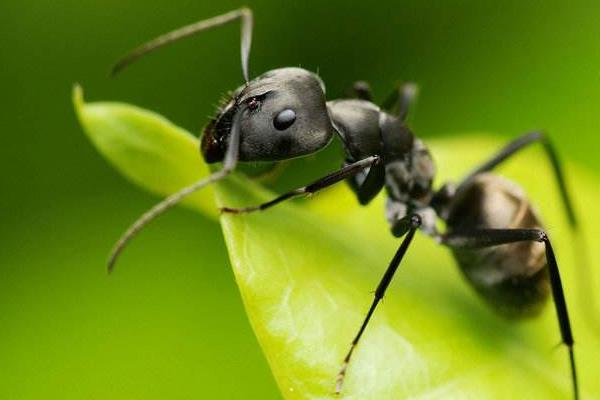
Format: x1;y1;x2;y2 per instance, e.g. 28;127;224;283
410;214;422;227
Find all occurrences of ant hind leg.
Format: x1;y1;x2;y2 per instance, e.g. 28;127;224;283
442;228;579;400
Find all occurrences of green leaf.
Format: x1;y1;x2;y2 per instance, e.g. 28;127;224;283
73;84;217;219
74;89;600;399
215;143;600;399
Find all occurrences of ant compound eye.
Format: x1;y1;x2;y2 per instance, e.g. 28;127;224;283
273;109;296;130
247;97;260;111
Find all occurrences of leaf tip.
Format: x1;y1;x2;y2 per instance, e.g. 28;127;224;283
72;83;84;114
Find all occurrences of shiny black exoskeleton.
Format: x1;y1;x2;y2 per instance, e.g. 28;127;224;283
108;8;580;399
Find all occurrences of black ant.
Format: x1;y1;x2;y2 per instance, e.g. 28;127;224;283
108;8;579;398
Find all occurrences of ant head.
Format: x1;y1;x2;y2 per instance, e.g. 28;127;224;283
201;67;333;163
107;10;338;273
111;11;333;164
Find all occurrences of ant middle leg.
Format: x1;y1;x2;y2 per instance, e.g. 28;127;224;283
335;214;421;394
345;160;385;205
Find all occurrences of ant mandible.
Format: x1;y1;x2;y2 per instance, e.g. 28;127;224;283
108;8;579;399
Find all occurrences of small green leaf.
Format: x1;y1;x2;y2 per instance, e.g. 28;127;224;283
74;91;600;399
73;85;217;218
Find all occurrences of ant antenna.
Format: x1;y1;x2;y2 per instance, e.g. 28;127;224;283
107;111;242;273
111;8;253;82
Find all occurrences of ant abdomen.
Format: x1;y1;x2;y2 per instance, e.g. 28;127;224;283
446;173;551;318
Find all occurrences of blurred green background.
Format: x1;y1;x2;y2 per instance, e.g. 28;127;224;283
1;1;599;398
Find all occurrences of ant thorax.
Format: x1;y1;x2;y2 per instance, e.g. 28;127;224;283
384;139;438;237
327;98;437;235
384;139;436;206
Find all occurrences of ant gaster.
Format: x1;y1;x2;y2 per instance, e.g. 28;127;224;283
108;8;579;398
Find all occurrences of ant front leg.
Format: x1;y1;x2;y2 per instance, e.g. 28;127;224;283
345;158;385;205
442;228;579;400
220;155;380;214
336;214;421;394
